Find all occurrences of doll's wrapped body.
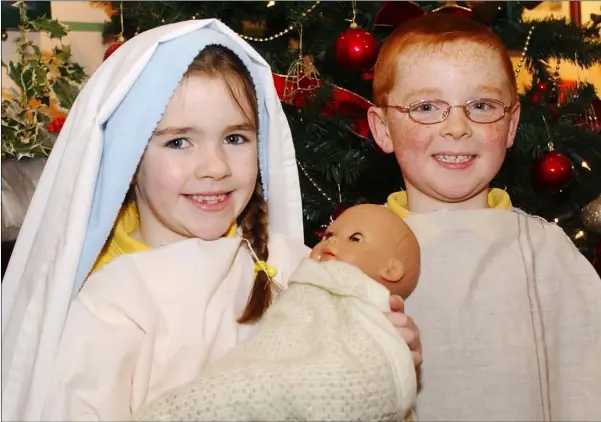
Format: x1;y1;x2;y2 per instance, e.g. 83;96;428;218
134;204;420;422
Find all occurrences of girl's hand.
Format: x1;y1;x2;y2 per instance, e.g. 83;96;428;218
386;295;423;370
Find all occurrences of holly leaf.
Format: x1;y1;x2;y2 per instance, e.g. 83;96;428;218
22;59;50;98
33;108;51;125
19;63;34;98
51;77;80;109
7;61;24;87
53;45;72;62
57;62;87;83
30;17;68;39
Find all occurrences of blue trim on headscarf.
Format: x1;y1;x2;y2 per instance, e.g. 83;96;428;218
73;27;269;294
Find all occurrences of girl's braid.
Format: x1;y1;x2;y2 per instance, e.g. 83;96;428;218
237;181;270;324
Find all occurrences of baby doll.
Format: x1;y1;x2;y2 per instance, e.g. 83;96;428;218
134;204;420;422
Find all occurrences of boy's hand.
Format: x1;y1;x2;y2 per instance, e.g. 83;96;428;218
386;295;423;370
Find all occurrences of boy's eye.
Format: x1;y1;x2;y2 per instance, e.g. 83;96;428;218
349;232;363;242
412;102;439;113
166;138;191;149
473;101;492;110
224;134;248;145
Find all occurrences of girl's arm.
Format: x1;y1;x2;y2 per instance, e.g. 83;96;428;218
42;264;147;421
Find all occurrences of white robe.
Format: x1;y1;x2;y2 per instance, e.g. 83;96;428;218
133;259;416;422
403;209;601;421
41;233;309;421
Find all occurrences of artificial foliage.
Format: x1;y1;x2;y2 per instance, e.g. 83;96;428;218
102;1;601;258
1;1;87;159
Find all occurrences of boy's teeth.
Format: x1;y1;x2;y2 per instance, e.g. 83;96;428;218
434;155;474;164
189;194;227;204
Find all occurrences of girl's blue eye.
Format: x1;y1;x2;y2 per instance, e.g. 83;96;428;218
166;138;190;149
224;134;248;145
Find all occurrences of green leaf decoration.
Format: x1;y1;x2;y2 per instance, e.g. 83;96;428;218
51;77;79;110
29;17;68;39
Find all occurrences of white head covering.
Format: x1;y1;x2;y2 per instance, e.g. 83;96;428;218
1;19;303;420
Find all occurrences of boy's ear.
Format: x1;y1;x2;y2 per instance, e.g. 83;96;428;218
367;106;394;154
379;258;404;283
506;102;521;149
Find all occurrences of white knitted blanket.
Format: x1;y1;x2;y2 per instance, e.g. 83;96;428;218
133;259;417;421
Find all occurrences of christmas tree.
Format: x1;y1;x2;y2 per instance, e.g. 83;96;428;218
103;1;601;269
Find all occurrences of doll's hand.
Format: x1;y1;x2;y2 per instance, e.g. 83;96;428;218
386;295;423;370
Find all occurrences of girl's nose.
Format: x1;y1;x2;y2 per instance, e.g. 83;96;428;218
195;145;231;180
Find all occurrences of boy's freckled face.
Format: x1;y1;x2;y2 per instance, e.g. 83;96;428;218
383;41;520;204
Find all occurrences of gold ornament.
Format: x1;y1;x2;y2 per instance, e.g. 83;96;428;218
283;26;320;103
581;195;601;234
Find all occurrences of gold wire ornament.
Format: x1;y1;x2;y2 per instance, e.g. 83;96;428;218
283;25;320;104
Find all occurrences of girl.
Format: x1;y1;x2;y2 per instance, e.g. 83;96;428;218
2;19;420;421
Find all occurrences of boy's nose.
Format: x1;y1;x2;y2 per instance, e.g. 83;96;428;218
440;107;472;140
195;146;231;180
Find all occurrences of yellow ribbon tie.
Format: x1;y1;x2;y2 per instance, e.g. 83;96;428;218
253;261;277;279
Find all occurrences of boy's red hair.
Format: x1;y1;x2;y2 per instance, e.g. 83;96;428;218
373;13;517;105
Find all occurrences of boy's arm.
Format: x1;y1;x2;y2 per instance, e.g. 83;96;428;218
42;266;146;421
542;226;601;420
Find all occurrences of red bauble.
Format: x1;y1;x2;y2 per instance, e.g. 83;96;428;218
104;42;123;61
530;92;543;105
535;81;548;92
334;26;379;72
532;151;574;192
373;1;424;27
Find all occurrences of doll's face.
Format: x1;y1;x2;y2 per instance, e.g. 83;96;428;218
310;204;420;297
133;74;258;246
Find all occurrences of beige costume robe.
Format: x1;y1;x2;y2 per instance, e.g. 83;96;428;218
133;259;417;422
41;234;308;421
402;208;601;421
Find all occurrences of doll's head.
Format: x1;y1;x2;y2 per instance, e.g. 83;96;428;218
310;204;420;299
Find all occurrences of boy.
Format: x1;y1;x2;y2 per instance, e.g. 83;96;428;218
367;13;601;421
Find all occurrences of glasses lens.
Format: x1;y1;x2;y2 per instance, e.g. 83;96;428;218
408;100;449;124
466;99;505;123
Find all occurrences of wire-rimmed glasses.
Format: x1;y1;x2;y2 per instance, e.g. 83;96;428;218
381;98;514;124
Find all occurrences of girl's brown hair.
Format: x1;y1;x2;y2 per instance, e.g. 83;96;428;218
187;45;271;324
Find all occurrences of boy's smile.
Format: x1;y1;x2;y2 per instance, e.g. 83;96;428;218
369;41;520;212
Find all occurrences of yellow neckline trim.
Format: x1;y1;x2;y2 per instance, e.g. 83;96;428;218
386;188;512;219
91;201;237;273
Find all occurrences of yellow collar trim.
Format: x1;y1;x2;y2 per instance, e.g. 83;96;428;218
91;201;237;273
386;188;512;219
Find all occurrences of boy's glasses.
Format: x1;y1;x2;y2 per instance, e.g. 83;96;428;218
381;98;514;125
